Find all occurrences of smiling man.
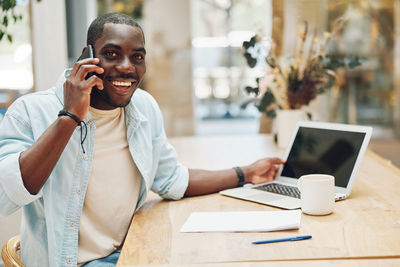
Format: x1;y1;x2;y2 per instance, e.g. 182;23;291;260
0;13;284;267
88;23;146;110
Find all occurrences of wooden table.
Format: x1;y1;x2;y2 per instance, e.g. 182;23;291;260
117;134;400;266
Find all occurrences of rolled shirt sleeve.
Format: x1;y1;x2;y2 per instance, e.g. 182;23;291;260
151;137;189;200
0;103;42;217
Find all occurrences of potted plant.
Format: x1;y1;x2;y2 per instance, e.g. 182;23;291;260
242;21;362;147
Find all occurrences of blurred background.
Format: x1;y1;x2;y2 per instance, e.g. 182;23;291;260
1;0;400;262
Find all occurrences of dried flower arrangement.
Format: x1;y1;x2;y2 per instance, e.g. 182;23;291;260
242;21;362;118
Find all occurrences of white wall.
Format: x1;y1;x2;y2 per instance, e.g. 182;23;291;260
31;0;68;91
143;0;195;136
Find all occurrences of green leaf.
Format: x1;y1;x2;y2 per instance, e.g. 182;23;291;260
7;33;12;42
257;91;275;112
266;109;276;118
2;0;17;11
3;16;8;27
2;1;10;10
243;35;257;50
244;86;259;95
345;55;363;69
248;58;257;68
249;35;257;46
243;40;251;49
244;52;257;68
0;30;4;41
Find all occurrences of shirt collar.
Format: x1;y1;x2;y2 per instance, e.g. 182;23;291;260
54;69;70;105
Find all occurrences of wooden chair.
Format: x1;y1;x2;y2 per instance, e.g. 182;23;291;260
1;235;25;267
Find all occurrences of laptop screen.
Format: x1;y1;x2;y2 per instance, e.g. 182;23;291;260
281;126;366;187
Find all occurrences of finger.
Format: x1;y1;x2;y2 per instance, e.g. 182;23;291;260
77;57;100;65
272;168;278;178
70;58;100;77
85;76;104;91
268;157;286;165
264;166;278;178
268;167;278;178
77;64;104;81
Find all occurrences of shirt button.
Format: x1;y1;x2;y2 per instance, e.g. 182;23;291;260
67;259;72;264
70;221;75;227
76;189;81;195
87;119;93;124
83;155;88;161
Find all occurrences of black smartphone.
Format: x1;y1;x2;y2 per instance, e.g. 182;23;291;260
77;45;97;87
78;44;94;61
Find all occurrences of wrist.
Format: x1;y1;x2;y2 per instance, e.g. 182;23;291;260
57;114;80;128
241;165;253;184
57;109;88;154
233;167;245;187
58;109;83;125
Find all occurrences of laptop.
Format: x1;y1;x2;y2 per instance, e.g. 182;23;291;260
220;121;373;209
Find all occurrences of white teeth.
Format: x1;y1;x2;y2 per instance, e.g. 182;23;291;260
112;81;132;87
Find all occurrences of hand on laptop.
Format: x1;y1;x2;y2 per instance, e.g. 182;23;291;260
242;158;285;185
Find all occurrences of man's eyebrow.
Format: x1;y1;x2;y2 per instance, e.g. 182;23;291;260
101;44;146;54
102;43;121;50
134;48;146;54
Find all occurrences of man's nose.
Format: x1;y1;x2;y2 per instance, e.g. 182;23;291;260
116;56;135;73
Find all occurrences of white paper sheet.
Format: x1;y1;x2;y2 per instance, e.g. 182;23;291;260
180;210;301;232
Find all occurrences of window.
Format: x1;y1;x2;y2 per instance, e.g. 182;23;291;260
191;0;272;134
0;1;33;119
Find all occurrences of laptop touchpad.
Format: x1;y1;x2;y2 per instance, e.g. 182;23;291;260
248;193;284;202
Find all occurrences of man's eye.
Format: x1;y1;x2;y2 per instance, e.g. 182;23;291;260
104;51;117;57
134;54;144;61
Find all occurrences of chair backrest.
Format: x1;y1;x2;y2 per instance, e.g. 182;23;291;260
1;235;25;267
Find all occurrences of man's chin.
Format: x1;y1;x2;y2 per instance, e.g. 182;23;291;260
108;98;131;108
96;88;133;108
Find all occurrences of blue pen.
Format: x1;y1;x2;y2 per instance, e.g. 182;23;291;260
252;235;312;244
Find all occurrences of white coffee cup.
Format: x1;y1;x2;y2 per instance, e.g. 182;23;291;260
297;174;335;215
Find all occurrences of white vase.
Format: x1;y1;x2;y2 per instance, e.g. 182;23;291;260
276;109;307;148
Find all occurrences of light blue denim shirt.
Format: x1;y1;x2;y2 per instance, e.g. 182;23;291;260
0;70;189;267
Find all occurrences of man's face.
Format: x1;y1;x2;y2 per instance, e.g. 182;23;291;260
91;23;146;109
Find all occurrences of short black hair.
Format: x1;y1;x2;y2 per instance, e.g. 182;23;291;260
86;12;144;45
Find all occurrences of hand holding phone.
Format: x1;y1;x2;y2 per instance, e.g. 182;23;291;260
63;45;104;120
77;45;96;81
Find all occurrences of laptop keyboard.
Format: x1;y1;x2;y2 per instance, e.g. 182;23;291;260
253;183;301;199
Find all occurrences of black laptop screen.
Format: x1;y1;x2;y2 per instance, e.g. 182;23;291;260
281;126;366;187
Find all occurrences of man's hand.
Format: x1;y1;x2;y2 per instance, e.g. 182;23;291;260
63;58;104;120
242;158;285;184
185;157;285;197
